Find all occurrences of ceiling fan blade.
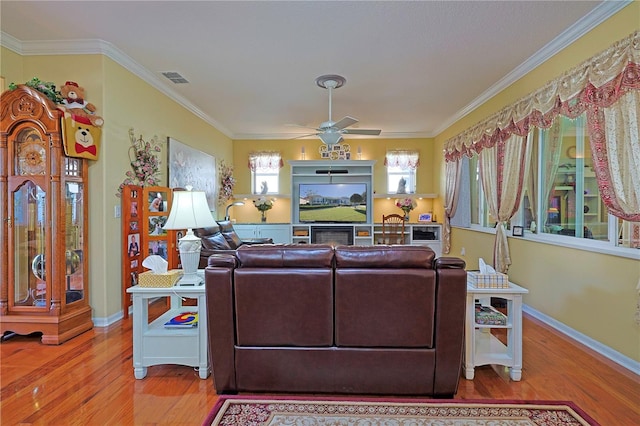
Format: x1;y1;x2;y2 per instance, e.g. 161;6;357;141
342;129;382;136
285;123;321;131
290;133;319;140
333;116;358;130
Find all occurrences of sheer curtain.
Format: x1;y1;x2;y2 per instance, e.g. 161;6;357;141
540;119;565;229
479;134;532;273
443;158;462;254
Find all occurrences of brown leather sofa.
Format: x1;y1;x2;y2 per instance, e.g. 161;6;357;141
204;244;467;396
194;220;272;268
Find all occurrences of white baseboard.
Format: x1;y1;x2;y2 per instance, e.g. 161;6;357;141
523;304;640;376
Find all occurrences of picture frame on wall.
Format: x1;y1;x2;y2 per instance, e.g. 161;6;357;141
418;213;432;222
167;137;217;213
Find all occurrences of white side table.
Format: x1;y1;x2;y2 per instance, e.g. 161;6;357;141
126;272;209;379
464;280;529;381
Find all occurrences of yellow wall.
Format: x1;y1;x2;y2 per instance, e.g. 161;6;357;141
1;50;233;320
435;3;640;362
229;138;437;223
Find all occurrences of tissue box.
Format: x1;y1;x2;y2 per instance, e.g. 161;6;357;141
138;270;183;287
467;271;509;288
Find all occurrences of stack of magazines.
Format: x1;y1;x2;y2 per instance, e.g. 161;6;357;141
475;304;507;325
164;312;198;328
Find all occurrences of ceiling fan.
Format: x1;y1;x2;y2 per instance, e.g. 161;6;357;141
291;74;381;146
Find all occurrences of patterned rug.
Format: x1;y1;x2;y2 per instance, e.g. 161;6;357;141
203;396;599;426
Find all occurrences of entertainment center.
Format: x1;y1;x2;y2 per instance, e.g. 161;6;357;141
287;160;442;255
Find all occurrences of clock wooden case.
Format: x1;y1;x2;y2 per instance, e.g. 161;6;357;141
0;85;93;344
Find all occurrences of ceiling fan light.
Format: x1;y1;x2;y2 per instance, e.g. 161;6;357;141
319;132;343;146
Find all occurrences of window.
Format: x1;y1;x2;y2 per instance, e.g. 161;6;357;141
465;113;640;250
248;152;282;195
385;150;419;194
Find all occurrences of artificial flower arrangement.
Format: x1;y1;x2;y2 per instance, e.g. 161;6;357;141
116;129;162;197
395;197;417;215
218;160;235;205
253;196;274;212
253;196;274;222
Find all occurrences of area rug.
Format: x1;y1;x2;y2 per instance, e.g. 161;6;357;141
203;396;599;426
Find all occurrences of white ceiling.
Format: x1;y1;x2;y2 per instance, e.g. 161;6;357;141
0;1;624;141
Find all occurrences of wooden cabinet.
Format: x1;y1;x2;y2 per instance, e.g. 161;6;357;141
233;224;291;244
0;85;93;344
121;185;180;318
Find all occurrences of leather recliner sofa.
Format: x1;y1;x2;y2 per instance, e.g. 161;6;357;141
204;244;467;396
194;220;272;268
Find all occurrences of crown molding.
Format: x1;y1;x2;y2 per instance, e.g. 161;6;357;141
432;0;632;138
0;33;234;139
232;131;432;141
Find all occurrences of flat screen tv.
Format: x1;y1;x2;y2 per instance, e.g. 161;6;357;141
298;183;368;223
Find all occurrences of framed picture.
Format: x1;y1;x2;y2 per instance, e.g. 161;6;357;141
512;226;524;237
418;213;432;222
148;216;168;235
147;189;168;212
168;137;217;213
147;240;168;259
127;233;140;257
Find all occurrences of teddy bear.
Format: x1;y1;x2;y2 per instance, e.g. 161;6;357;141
60;81;104;127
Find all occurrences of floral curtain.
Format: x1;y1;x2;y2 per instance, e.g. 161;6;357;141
443;31;640;257
586;86;640;221
384;150;420;169
443;158;462;254
479;134;532;273
248;151;283;171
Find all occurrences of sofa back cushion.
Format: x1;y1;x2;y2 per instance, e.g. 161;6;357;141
334;245;437;348
234;244;335;347
216;220;243;249
195;226;232;250
236;244;334;268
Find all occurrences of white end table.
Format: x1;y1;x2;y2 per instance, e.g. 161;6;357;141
464;280;529;381
126;272;209;379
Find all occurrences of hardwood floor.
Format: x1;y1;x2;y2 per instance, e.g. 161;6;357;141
1;299;638;425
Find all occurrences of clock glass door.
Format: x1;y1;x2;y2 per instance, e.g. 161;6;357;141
12;180;47;307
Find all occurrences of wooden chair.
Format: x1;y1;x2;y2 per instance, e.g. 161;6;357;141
381;214;406;244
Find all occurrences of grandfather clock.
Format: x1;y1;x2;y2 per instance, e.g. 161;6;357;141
0;85;93;344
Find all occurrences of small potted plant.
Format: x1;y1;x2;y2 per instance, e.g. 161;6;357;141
253;196;273;222
395;198;416;221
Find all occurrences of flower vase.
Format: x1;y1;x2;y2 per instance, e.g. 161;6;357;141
261;211;267;222
403;214;409;221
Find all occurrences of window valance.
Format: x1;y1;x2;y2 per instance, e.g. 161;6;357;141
444;31;639;162
248;151;283;171
384;150;420;169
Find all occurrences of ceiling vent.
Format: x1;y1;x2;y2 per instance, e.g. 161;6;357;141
161;71;189;84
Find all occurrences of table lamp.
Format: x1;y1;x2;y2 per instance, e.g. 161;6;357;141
163;186;216;285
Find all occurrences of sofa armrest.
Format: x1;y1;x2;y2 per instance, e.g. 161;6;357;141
433;256;467;397
205;254;238;393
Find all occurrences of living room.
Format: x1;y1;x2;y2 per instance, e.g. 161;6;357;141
1;1;638;424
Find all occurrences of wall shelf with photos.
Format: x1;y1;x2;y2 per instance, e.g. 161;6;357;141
121;185;181;318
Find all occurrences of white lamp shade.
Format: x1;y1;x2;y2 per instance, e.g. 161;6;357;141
163;190;217;230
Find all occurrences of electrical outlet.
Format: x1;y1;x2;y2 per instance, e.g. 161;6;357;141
114;205;121;218
460;247;466;256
